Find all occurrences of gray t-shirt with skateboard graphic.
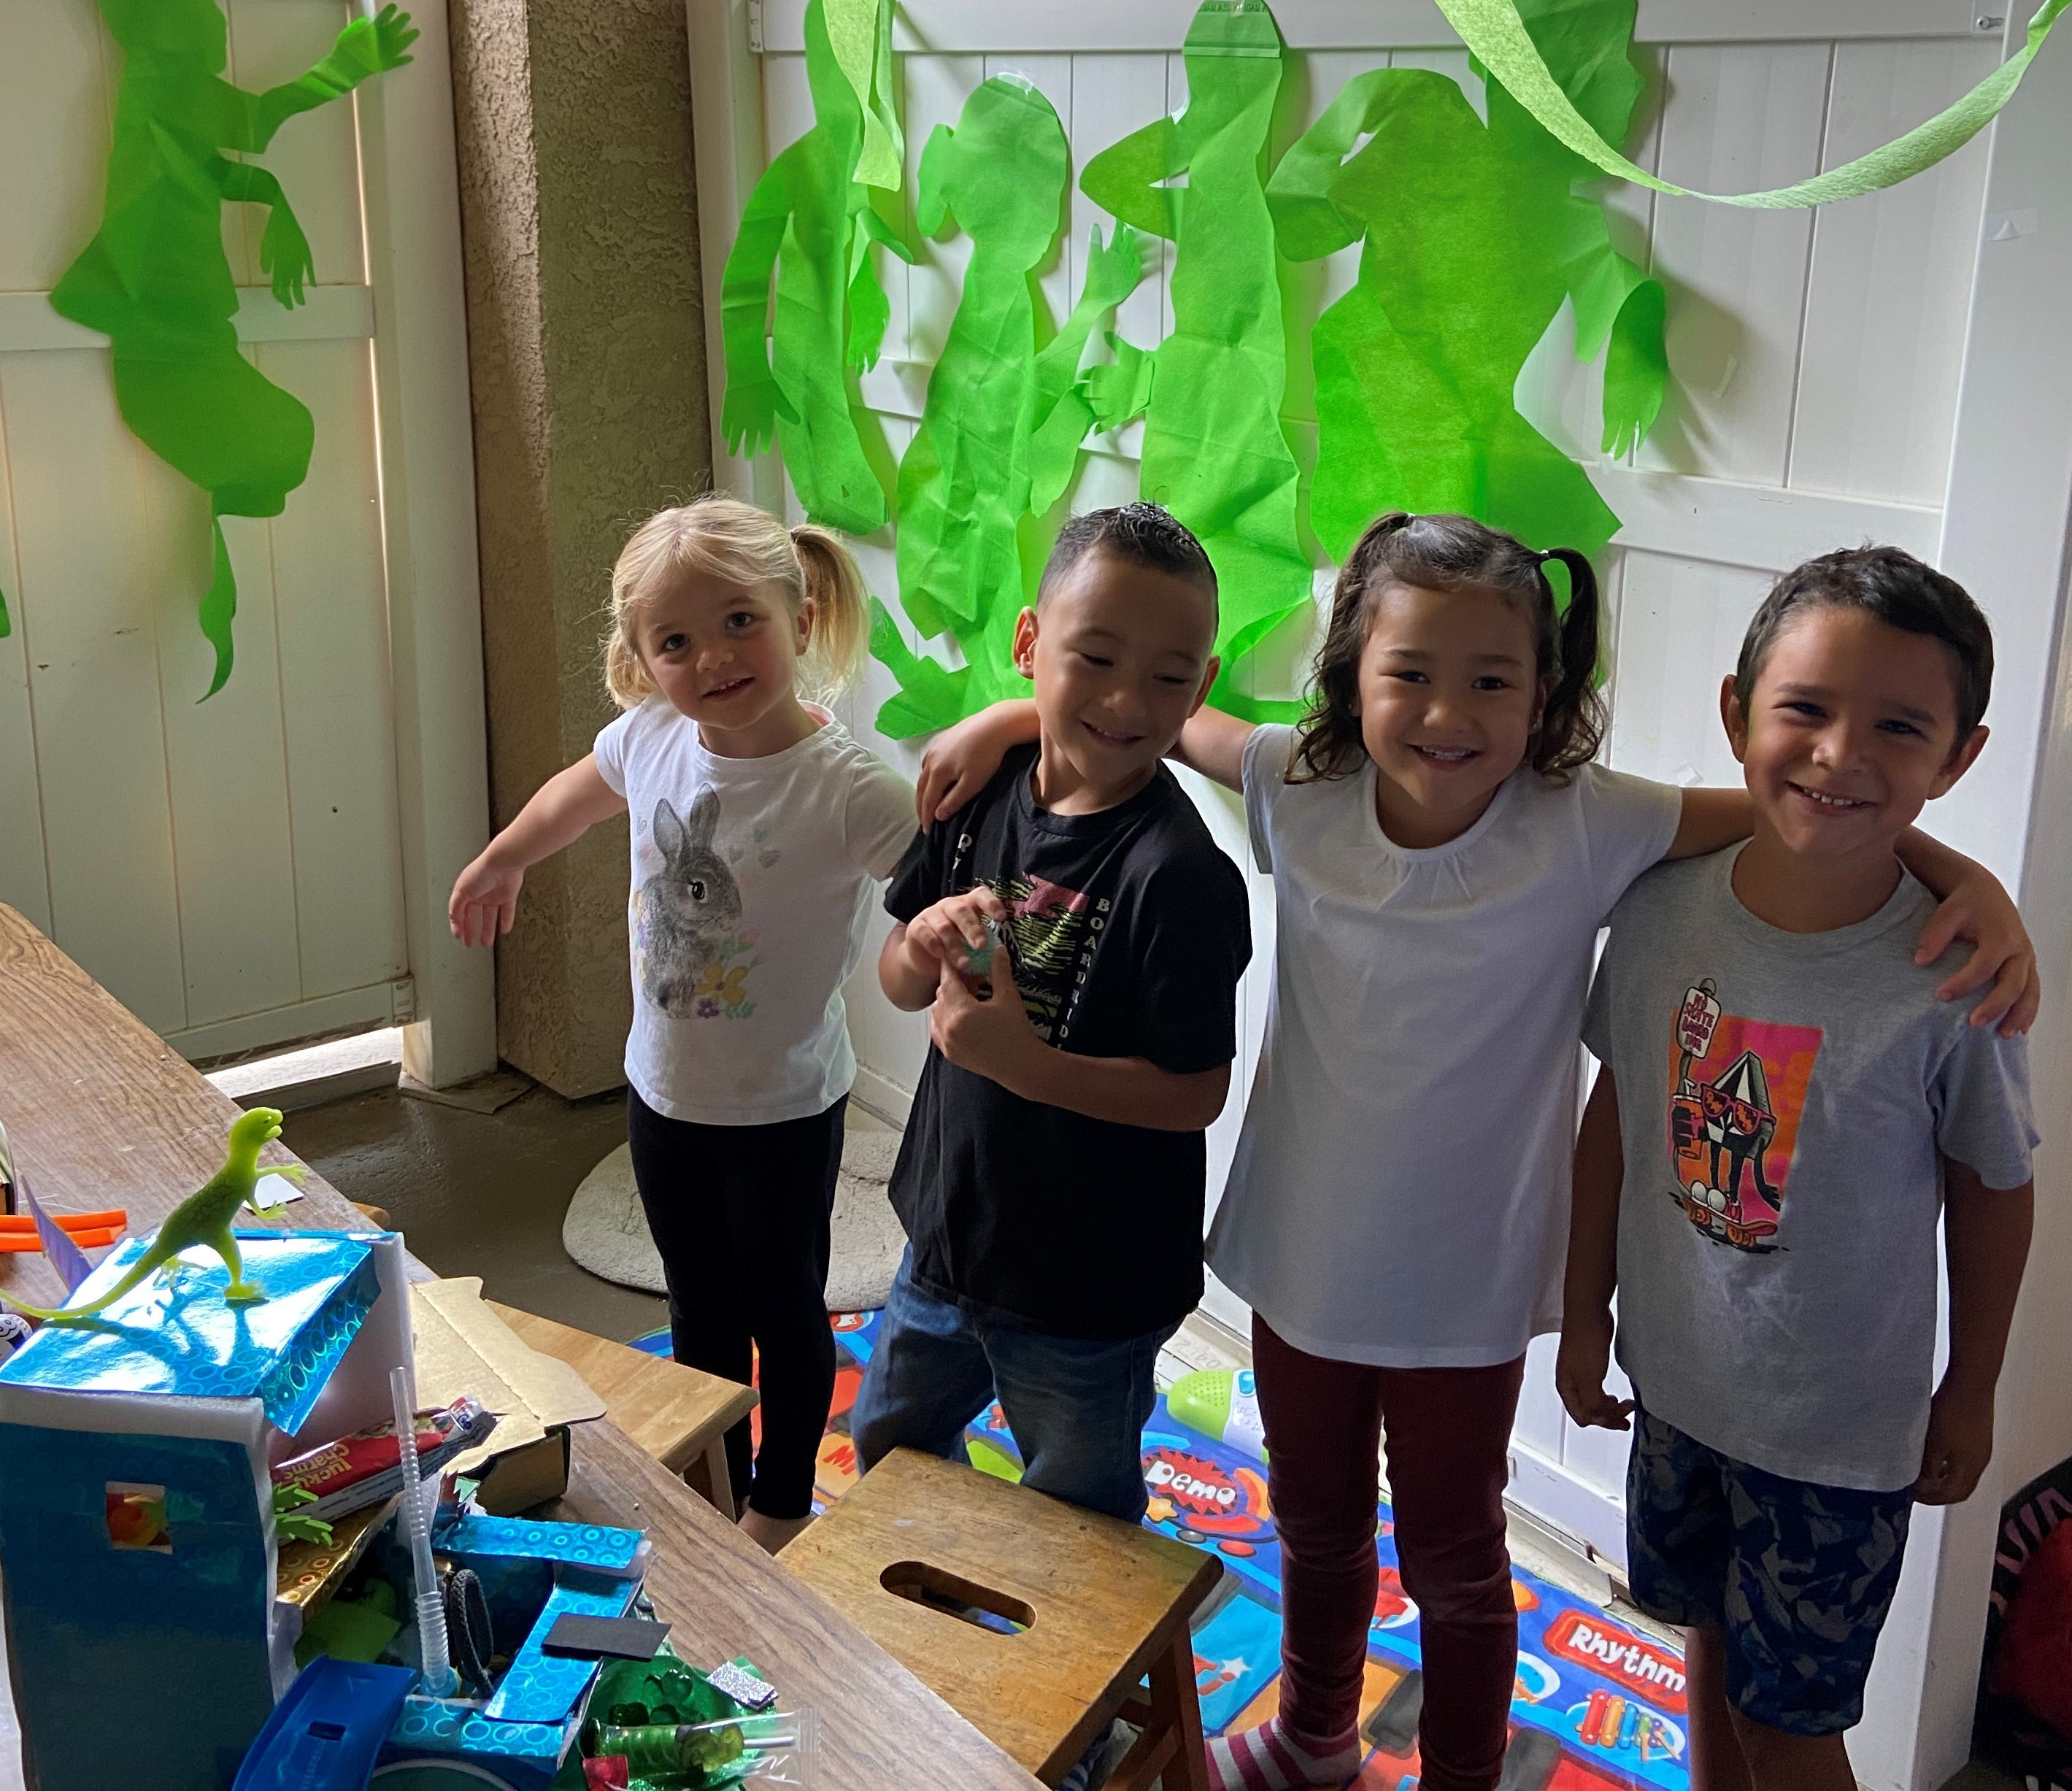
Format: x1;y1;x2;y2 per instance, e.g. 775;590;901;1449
1583;845;2036;1492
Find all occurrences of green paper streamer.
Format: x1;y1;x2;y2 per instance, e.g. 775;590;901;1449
720;0;912;535
1080;0;1313;722
1267;0;1665;563
879;77;1145;737
1435;0;2069;209
50;0;417;697
823;0;904;191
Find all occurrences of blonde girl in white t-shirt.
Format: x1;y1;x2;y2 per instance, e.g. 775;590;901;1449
450;497;915;1555
925;509;2034;1790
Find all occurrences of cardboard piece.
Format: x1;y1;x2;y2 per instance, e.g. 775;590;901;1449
409;1279;604;1479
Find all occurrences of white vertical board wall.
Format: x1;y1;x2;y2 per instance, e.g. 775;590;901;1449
690;8;2069;1782
0;0;493;1076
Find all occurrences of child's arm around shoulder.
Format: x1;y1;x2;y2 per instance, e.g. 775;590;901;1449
1556;1068;1636;1432
1658;787;2038;1035
912;698;1258;825
448;754;625;947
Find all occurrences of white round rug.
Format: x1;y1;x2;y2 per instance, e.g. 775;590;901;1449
561;1128;907;1312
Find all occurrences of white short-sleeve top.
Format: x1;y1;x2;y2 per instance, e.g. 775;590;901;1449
1206;725;1682;1366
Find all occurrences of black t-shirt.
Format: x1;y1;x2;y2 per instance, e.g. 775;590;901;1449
884;746;1252;1339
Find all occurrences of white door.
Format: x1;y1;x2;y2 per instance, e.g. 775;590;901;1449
689;0;2015;1568
0;0;490;1072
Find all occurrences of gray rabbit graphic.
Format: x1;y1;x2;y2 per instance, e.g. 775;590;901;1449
634;791;744;1015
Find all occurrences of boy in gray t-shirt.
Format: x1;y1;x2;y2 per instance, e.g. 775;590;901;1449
1560;547;2036;1775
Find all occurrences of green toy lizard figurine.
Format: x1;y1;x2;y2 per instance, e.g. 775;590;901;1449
0;1108;294;1322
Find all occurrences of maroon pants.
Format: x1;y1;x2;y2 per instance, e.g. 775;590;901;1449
1254;1317;1526;1791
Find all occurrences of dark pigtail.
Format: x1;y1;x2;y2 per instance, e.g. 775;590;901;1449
1533;547;1606;775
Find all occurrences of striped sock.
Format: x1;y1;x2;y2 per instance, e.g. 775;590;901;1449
1206;1718;1363;1791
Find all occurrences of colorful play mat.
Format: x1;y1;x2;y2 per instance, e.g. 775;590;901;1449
632;1314;1689;1788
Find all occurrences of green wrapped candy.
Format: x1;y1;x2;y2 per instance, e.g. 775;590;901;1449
588;1721;747;1782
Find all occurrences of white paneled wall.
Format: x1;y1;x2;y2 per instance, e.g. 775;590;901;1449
0;0;421;1060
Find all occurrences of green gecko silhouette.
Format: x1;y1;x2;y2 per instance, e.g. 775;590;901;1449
1079;0;1314;723
1267;0;1667;564
873;75;1145;736
1;1108;294;1322
720;0;912;536
47;0;417;697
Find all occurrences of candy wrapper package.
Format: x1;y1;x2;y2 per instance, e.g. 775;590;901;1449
561;1649;816;1789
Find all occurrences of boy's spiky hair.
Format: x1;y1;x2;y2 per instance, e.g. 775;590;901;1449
1736;546;1993;741
1038;503;1218;610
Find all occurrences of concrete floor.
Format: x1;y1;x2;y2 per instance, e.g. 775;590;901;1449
281;1082;669;1343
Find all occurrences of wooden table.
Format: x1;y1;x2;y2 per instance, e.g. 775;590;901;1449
0;905;1041;1790
489;1298;758;1514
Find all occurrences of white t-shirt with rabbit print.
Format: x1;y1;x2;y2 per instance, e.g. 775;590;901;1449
594;700;917;1125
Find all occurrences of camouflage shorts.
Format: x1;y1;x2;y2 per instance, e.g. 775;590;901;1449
1626;1409;1914;1737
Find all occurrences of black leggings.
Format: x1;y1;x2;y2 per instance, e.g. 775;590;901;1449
625;1087;846;1520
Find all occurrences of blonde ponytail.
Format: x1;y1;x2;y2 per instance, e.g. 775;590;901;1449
788;523;868;698
603;496;870;710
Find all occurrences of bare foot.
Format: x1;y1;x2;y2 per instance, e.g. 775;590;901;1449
739;1508;814;1555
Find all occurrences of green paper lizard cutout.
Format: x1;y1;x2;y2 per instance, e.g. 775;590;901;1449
1;1107;293;1322
48;0;417;698
874;76;1146;737
1079;0;1314;723
1267;0;1666;564
720;0;913;536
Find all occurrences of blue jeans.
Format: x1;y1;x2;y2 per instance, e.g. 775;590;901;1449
851;1249;1176;1522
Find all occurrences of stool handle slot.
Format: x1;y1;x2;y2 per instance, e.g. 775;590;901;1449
878;1560;1036;1636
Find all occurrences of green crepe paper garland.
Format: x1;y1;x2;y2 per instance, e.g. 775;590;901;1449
1438;0;2068;209
34;0;417;693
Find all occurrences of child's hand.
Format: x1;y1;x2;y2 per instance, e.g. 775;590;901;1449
1555;1315;1634;1431
1915;871;2038;1036
929;952;1042;1090
916;704;1034;826
1914;1377;1995;1505
449;853;523;947
903;888;1009;976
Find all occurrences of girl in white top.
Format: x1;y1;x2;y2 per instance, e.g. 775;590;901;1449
450;498;915;1555
925;510;2032;1791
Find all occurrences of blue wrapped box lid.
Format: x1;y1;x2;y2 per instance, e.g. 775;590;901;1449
0;1234;379;1433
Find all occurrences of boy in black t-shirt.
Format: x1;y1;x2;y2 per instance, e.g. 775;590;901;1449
854;504;1252;1522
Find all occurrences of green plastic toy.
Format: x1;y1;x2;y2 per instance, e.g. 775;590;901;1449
0;1107;293;1322
1079;0;1314;722
874;77;1146;736
719;0;913;536
1266;0;1666;564
48;0;416;698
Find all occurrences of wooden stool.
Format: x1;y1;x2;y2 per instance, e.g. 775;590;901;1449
782;1447;1221;1790
487;1302;758;1517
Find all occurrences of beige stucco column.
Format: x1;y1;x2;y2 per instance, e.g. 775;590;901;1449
447;0;711;1096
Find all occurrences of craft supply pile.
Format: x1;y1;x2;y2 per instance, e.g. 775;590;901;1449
0;1114;814;1791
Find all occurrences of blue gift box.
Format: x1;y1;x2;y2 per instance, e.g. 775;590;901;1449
0;1230;412;1791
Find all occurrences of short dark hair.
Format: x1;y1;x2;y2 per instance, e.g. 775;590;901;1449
1038;503;1218;610
1735;547;1993;742
1291;512;1605;783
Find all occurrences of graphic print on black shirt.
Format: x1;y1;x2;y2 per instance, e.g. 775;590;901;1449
885;747;1252;1338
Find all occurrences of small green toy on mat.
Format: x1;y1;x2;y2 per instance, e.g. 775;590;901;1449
0;1107;295;1322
